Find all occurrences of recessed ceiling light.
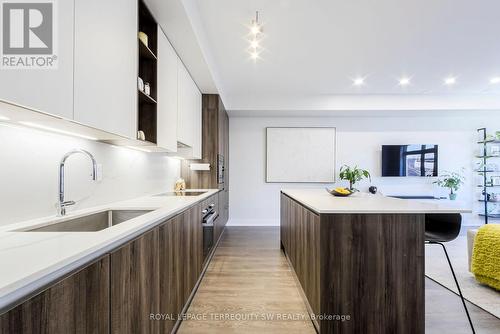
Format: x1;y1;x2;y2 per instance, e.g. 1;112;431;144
250;39;259;49
490;77;500;84
353;77;365;86
250;51;259;60
399;77;411;86
0;115;10;121
19;121;98;140
444;77;456;85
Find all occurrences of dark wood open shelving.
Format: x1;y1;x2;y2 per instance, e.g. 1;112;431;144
139;39;157;60
137;0;158;144
138;89;157;104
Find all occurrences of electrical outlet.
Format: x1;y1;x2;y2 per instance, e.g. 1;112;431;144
96;164;103;182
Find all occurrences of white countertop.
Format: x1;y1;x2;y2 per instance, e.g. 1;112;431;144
0;189;219;313
281;189;472;214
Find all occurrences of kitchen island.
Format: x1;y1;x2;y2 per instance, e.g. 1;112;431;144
280;189;471;334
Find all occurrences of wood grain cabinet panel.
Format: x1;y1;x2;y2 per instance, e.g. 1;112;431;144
181;94;229;230
0;257;110;334
280;194;288;251
320;213;424;334
218;190;228;231
110;229;160;334
159;213;184;333
159;203;202;333
220;99;229;227
214;217;224;243
280;195;320;316
185;204;203;295
280;193;425;334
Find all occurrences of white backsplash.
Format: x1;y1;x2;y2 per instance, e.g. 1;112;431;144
0;124;181;225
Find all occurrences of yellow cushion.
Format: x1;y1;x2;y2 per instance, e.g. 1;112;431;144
471;224;500;290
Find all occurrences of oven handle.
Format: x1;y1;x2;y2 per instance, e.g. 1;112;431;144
202;211;218;227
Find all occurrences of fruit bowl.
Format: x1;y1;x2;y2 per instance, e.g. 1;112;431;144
326;187;354;197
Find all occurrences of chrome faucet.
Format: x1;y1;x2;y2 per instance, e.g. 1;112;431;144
58;149;97;216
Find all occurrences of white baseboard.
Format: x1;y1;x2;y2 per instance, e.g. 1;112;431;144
227;219;279;226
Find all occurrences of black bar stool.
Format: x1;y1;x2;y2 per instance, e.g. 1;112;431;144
425;213;475;334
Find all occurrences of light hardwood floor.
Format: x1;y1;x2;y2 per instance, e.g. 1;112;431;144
178;227;316;334
178;226;500;334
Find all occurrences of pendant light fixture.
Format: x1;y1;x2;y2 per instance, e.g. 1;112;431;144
249;11;262;61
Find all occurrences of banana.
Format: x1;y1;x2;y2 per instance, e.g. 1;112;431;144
334;187;351;194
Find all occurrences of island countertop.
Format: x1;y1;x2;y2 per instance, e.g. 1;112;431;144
281;189;472;214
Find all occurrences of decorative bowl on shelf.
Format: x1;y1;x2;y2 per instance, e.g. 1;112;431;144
326;187;354;197
138;31;148;47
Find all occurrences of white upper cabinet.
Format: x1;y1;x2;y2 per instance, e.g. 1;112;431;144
177;60;202;158
0;0;74;119
177;62;194;147
73;0;138;139
156;26;178;152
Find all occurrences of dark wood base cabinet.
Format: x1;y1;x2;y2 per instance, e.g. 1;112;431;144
0;257;110;334
0;194;221;334
159;203;202;333
281;193;425;334
111;228;160;334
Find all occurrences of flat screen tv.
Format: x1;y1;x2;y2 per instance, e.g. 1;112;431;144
382;145;438;177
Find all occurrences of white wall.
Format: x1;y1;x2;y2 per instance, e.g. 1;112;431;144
229;114;500;226
0;124;180;225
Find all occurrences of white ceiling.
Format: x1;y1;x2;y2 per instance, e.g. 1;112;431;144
146;0;218;93
182;0;500;113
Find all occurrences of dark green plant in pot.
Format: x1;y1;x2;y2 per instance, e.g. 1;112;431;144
339;165;371;191
434;170;465;200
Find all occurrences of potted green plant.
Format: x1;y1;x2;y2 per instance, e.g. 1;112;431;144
434;170;465;200
339;165;371;191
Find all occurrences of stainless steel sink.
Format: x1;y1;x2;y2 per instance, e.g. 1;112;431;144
20;210;153;232
154;191;207;197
